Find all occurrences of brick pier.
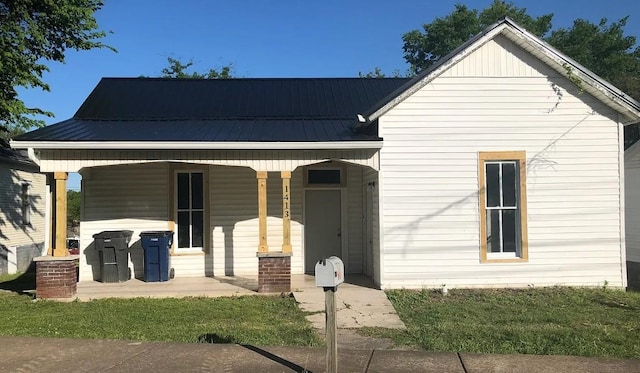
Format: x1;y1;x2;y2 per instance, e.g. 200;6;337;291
257;253;291;293
34;256;78;299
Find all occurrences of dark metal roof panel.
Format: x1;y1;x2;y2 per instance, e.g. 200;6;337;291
0;144;36;167
16;119;379;142
74;77;411;120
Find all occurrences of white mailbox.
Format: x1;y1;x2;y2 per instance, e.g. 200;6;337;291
315;256;344;288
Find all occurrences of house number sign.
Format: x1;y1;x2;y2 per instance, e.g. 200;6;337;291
283;184;290;218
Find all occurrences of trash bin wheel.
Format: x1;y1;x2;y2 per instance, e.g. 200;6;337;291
170;268;175;279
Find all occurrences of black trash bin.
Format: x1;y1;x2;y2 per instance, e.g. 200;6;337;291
93;230;133;283
140;231;174;282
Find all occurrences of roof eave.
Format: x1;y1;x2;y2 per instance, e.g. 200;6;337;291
500;19;640;125
365;17;640;124
10;140;383;151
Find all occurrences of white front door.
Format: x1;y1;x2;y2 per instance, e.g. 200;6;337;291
305;190;341;274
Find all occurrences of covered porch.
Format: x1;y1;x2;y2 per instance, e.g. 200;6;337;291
32;148;382;297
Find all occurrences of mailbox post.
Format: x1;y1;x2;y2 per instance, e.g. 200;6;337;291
315;256;344;373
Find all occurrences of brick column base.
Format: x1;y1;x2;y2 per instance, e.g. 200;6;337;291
34;256;78;299
257;252;292;293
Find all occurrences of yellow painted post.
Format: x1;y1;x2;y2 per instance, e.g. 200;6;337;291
53;172;68;257
257;171;268;253
281;171;292;253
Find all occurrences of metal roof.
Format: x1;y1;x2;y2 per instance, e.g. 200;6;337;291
0;142;36;167
15;77;409;143
19;118;375;142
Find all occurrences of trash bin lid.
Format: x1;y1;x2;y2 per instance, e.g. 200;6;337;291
93;230;134;239
139;230;174;237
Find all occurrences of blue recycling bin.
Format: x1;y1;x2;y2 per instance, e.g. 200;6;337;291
140;231;174;282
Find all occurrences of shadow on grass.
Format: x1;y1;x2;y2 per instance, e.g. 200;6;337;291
197;333;236;344
0;263;36;298
197;334;311;372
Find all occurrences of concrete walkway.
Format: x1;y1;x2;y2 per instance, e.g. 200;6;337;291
0;336;638;372
76;277;257;300
291;275;405;330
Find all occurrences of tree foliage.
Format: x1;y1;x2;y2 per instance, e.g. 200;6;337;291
358;66;407;78
547;17;640;102
159;57;234;79
67;190;80;227
0;0;113;140
401;1;640;146
402;0;552;75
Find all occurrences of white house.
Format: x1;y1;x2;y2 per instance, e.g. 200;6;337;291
0;141;47;275
11;18;640;290
625;141;640;288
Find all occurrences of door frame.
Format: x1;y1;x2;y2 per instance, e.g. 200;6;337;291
302;187;348;274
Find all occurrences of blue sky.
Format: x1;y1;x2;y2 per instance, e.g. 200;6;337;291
16;0;640;190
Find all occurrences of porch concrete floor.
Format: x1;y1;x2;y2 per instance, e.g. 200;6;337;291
76;274;405;331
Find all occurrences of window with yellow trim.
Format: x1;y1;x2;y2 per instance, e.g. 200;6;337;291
479;151;528;262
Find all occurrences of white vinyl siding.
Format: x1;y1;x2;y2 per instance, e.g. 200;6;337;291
79;163;169;281
378;35;624;288
210;166;305;276
346;165;364;273
363;168;381;285
78;160;369;281
625;142;640;263
0;165;46;248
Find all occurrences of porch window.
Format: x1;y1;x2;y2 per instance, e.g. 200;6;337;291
305;166;345;187
175;171;204;251
478;151;528;262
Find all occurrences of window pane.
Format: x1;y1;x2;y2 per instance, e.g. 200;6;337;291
308;169;341;184
177;173;190;209
502;163;517;207
502;210;518;253
486;210;501;252
177;211;190;248
485;164;500;207
191;173;204;209
192;211;204;247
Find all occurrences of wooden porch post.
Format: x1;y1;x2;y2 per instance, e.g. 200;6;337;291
281;171;292;253
257;171;268;253
256;170;291;293
53;172;68;257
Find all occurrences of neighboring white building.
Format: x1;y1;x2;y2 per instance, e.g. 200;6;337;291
12;18;640;289
625;141;640;288
0;142;47;275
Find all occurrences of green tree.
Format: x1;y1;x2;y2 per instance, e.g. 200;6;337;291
401;1;640;146
67;190;80;227
159;57;234;79
402;0;552;75
0;0;113;140
547;17;640;103
358;66;408;78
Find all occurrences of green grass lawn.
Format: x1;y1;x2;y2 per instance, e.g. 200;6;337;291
361;287;640;358
0;290;321;346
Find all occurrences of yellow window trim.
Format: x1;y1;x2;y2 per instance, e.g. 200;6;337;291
168;163;211;255
478;151;528;263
